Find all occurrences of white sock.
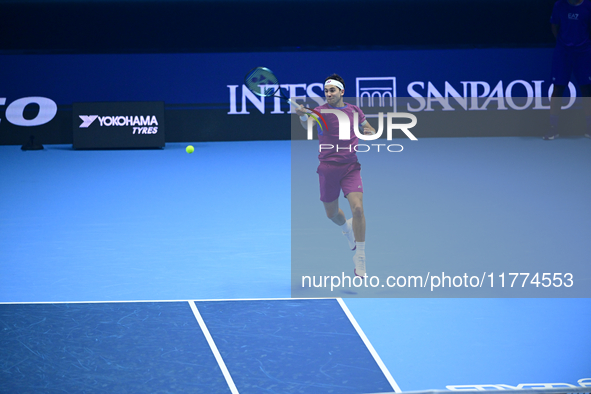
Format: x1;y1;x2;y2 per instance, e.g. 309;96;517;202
355;241;365;253
341;220;351;232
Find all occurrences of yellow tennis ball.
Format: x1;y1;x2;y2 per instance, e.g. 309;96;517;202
186;145;194;154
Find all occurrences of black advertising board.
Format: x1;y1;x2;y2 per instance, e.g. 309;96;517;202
73;102;165;149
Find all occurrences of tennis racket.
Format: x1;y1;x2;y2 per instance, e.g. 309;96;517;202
244;66;328;130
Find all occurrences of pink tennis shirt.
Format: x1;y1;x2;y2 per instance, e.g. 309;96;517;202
315;102;366;164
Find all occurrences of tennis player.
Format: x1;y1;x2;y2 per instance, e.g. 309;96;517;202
296;74;375;277
545;0;591;140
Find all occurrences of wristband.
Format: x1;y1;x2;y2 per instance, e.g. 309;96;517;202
299;114;309;122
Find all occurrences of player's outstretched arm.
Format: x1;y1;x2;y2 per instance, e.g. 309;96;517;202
295;105;310;130
360;120;376;135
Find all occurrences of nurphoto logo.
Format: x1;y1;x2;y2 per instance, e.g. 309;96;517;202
305;110;418;153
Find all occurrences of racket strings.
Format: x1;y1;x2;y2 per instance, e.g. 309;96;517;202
246;68;279;97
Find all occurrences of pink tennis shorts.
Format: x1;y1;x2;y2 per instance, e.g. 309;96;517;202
317;161;363;203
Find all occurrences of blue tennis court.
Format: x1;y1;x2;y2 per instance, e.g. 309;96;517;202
1;139;590;393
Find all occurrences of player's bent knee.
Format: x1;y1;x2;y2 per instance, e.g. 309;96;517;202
351;204;364;218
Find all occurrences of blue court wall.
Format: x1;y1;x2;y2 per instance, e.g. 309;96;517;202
0;47;569;145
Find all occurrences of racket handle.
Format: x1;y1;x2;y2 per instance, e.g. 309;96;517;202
286;98;302;111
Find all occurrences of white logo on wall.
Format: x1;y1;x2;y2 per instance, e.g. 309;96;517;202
355;77;577;112
227;83;325;115
0;97;57;126
356;77;397;117
79;115;159;134
79;115;98;128
226;78;577;115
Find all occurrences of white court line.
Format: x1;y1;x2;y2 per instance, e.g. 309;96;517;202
1;297;397;393
188;300;239;394
337;298;402;393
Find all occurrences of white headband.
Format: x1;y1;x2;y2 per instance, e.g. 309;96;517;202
324;79;344;90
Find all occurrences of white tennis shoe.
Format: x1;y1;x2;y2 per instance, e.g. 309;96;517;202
353;253;366;277
342;218;356;251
